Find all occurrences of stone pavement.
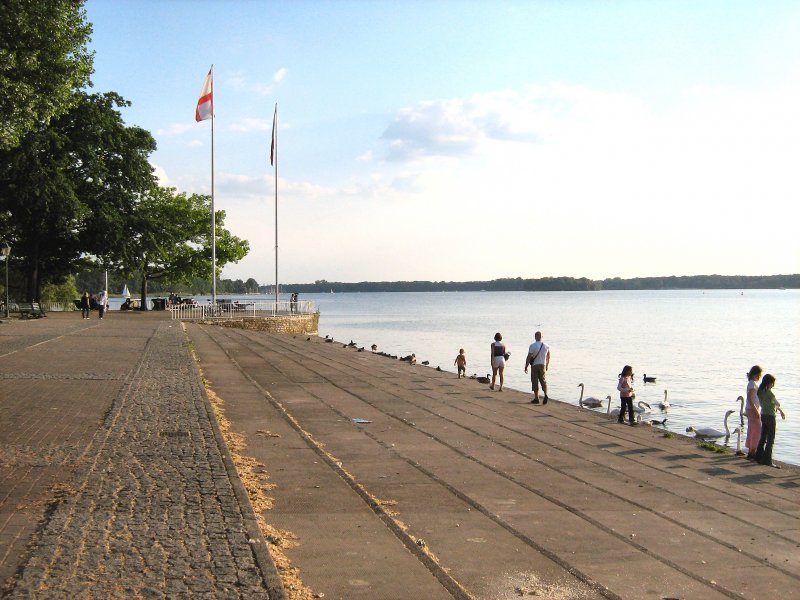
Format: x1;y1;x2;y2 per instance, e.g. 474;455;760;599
0;312;283;599
2;312;799;600
186;323;800;600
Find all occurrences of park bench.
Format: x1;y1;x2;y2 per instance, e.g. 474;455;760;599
17;302;46;319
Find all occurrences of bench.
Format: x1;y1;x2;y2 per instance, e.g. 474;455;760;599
17;302;46;319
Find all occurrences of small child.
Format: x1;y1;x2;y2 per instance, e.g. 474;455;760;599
617;365;636;425
454;349;467;378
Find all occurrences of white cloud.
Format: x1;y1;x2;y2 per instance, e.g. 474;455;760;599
156;122;195;136
273;67;287;82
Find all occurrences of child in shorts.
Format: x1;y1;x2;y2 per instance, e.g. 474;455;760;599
454;349;467;378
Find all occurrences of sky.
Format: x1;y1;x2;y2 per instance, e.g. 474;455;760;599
83;0;800;285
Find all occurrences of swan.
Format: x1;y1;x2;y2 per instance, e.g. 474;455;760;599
577;383;605;408
686;409;735;439
476;374;491;384
659;390;670;410
607;400;650;418
643;374;657;383
736;395;745;428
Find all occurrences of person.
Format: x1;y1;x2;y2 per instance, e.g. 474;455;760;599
744;365;763;459
754;374;786;468
617;365;636;425
167;292;175;308
290;292;298;313
490;332;506;391
524;331;551;404
96;290;107;320
454;349;467;378
80;290;91;319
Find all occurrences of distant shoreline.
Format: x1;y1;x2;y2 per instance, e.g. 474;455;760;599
279;274;799;294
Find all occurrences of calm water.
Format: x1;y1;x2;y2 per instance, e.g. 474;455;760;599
300;289;799;465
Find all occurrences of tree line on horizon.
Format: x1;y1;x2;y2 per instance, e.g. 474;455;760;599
281;274;799;293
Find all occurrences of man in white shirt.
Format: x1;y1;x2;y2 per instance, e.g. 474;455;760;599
524;331;551;404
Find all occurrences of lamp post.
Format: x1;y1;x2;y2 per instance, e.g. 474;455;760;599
2;245;9;319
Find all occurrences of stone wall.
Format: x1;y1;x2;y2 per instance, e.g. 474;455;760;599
203;313;319;335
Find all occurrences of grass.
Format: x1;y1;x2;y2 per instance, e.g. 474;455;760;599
698;440;729;454
663;431;676;439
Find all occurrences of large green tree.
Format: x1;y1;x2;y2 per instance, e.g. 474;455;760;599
0;0;94;151
106;186;249;309
0;92;156;301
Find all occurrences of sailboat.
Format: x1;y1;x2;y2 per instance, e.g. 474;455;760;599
121;284;130;298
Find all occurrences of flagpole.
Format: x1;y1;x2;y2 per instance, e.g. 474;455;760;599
273;103;278;310
210;65;217;306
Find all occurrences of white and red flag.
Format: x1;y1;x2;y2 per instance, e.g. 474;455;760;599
195;68;213;122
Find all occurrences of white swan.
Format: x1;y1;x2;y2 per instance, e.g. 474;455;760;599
607;400;650;418
736;395;745;428
659;390;669;410
577;383;604;408
686;409;735;439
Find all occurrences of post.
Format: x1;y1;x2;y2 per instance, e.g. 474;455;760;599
2;245;9;319
273;104;279;312
211;81;217;307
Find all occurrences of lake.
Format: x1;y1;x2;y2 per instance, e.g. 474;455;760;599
301;289;799;465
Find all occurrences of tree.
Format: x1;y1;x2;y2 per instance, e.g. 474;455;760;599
0;92;156;301
0;0;94;151
245;278;259;293
106;186;249;309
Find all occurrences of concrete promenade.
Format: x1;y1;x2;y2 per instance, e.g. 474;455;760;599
1;313;798;599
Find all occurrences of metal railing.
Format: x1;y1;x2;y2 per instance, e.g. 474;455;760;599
171;300;316;321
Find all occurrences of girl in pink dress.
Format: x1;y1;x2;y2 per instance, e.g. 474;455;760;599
745;365;762;459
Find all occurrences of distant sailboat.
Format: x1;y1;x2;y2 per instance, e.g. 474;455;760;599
121;284;130;298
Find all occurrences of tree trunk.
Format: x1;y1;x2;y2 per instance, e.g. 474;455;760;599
139;270;149;311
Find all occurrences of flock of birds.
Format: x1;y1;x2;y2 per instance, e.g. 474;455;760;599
322;336;742;448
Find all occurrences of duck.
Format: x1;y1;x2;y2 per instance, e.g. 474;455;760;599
476;374;491;384
658;389;669;410
371;344;378;352
421;360;430;366
686;409;735;439
577;383;605;408
643;374;657;383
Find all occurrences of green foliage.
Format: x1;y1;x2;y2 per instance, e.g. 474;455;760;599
0;0;93;150
697;441;728;454
0;92;156;300
101;187;249;306
41;276;79;304
285;274;800;293
663;431;676;439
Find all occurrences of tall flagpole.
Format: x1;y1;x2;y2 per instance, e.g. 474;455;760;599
210;66;217;306
272;103;278;309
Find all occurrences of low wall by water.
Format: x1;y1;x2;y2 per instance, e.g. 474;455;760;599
203;313;319;336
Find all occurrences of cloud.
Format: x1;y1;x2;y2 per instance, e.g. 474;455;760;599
380;84;650;162
151;163;169;185
273;67;287;83
156;122;195;136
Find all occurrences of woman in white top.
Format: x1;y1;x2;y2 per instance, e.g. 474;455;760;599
490;332;506;391
745;365;763;459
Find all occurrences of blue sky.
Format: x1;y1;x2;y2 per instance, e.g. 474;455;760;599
84;0;800;284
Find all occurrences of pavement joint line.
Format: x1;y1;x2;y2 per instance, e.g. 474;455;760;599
196;324;476;600
182;322;286;600
230;330;785;600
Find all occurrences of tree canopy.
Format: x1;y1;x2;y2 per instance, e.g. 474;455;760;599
0;0;94;151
